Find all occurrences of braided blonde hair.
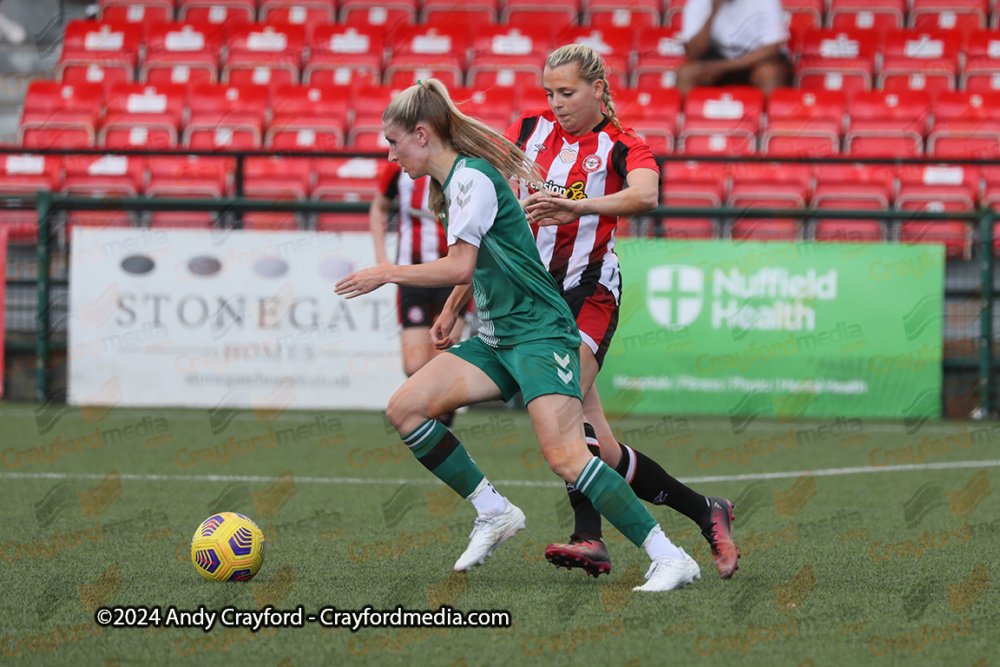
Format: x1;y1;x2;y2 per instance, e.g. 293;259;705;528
545;44;631;136
383;79;542;216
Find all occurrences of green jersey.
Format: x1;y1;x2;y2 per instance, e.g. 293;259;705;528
442;156;580;349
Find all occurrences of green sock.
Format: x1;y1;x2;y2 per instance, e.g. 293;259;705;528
574;458;657;547
401;419;484;498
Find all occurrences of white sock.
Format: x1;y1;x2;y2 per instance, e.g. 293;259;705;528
467;478;506;516
642;525;684;561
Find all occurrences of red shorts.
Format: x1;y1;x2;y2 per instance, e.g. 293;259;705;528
562;282;619;368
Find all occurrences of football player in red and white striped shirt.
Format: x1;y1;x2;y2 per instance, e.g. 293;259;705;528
506;44;740;580
370;162;465;426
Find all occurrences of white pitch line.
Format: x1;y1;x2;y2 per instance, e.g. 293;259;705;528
3;459;1000;487
0;405;979;434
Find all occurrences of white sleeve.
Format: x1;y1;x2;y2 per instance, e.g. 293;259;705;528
758;0;790;46
446;168;498;248
680;0;712;43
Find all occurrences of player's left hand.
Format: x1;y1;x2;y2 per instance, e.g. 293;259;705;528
526;190;584;226
335;266;390;299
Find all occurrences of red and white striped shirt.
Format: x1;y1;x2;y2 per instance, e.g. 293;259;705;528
377;162;448;266
505;109;658;299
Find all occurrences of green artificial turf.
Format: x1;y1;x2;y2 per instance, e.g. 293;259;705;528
0;404;996;665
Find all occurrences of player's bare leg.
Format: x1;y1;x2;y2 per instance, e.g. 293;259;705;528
546;346;740;579
529;394;700;592
399;316;465;426
386;353;525;572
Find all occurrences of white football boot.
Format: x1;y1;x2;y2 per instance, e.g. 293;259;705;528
633;548;702;592
453;499;526;572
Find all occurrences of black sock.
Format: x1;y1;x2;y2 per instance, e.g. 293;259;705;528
567;423;603;540
616;442;708;525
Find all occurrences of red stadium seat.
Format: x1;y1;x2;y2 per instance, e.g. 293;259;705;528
679;87;764;155
63;154;144;230
927;91;1000;158
267;84;351;149
662;0;686;33
384;24;469;89
614;88;681;154
242;157;311;231
827;0;905;35
146;155;232;228
223;23;306;91
421;0;498;31
19;81;104;148
844;90;931;156
503;0;580;33
338;0;417;30
556;27;632;89
99;0;175;23
795;28;878;94
142;21;228;87
184;84;269;148
467;24;554;90
313;156;381;231
632;27;685;89
99;83;186;149
910;0;987;33
896;164;980;211
729;163;811;207
305;23;385;86
659;161;729;239
898;219;974;259
812;161;893;244
813;162;894;207
57;21;142;86
58;63;132;93
728;164;810;241
587;0;659;30
453;86;517;131
783;0;823;29
962;30;1000;93
813;208;888;242
878;29;961;95
762;88;847;156
0;155;61;242
260;0;337;27
348;84;403;148
896;164;977;260
179;0;255;23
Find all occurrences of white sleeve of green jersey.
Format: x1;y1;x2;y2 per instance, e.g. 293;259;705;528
446;167;498;248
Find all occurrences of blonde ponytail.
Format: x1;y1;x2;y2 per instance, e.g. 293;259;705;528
383;79;542;215
546;44;632;137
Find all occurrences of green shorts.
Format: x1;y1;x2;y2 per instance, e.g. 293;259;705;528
447;336;582;405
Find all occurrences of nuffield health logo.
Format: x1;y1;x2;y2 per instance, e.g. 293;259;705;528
646;265;839;334
647;266;704;328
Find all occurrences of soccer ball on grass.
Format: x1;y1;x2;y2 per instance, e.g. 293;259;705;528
190;512;266;581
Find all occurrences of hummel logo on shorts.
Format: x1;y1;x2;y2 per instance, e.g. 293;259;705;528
553;352;573;384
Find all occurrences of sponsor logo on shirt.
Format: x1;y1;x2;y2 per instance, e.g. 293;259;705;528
543;179;588;201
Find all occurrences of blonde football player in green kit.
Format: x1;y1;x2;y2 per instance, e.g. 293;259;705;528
335;79;700;591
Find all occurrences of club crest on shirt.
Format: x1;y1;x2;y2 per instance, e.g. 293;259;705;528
582;154;603;173
558;149;578;163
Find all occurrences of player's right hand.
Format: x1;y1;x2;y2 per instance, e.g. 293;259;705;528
431;311;458;350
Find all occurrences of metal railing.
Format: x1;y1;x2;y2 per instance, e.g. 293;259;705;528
2;147;997;417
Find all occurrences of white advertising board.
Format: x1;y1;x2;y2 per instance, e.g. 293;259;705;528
68;228;405;411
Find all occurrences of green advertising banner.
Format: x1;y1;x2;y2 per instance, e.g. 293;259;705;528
598;241;945;420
